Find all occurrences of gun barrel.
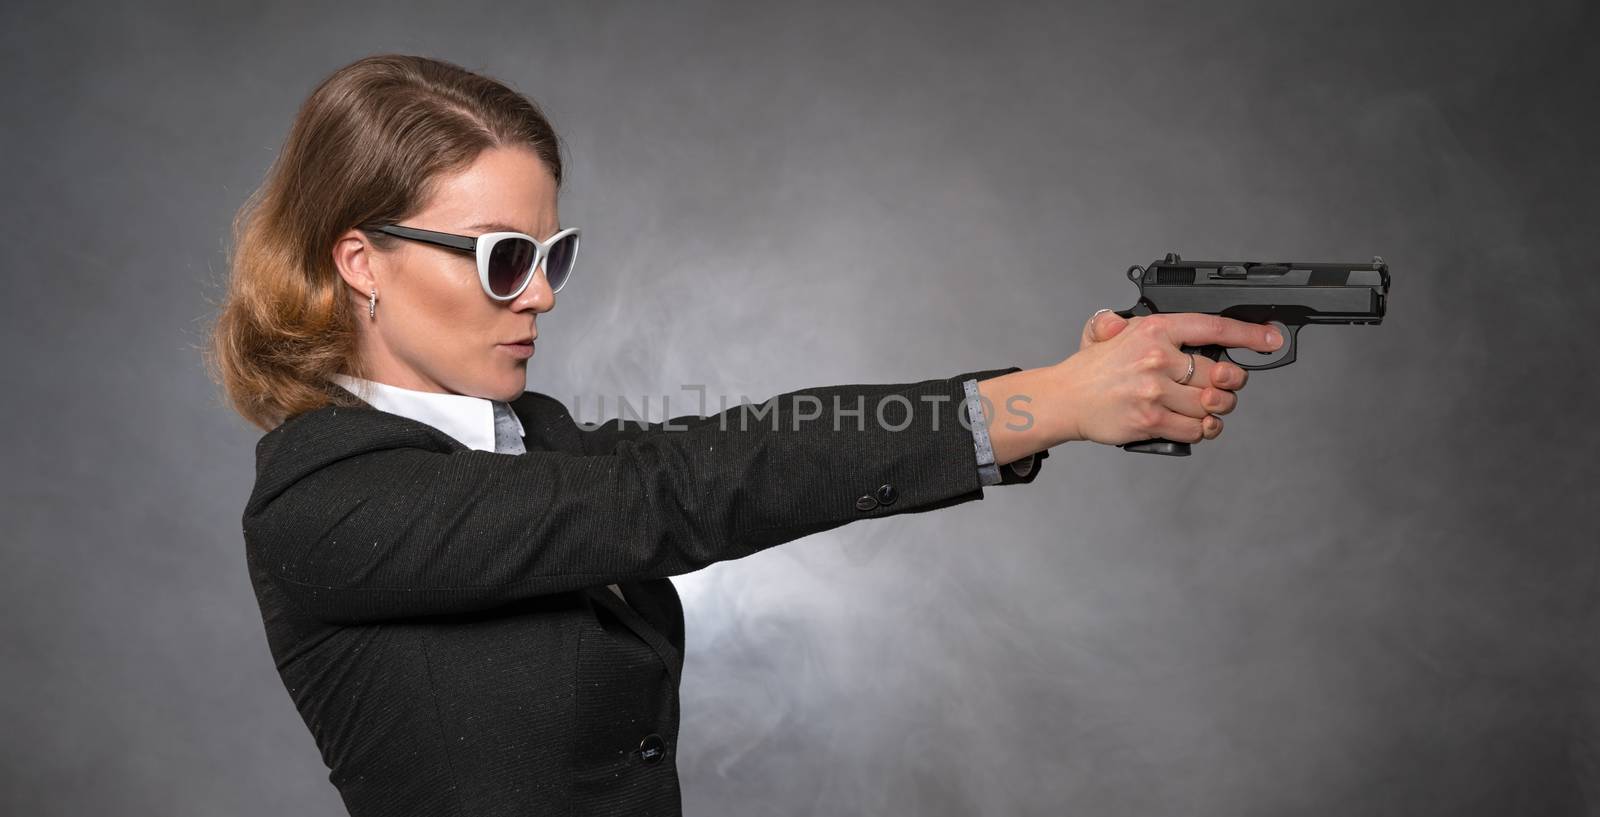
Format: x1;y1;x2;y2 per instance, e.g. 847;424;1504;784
1130;256;1388;325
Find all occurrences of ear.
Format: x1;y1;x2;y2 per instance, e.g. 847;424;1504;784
332;228;380;298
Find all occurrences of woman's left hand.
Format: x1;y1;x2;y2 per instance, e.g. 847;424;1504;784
1082;309;1249;442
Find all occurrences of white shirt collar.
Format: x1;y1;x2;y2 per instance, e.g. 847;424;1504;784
328;373;524;453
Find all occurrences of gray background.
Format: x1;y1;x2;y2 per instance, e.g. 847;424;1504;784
3;0;1597;814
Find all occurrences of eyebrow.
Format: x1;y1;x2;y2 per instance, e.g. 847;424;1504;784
466;221;559;238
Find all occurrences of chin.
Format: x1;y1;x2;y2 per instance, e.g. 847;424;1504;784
495;376;526;402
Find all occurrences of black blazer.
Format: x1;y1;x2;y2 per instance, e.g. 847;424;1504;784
242;366;1047;816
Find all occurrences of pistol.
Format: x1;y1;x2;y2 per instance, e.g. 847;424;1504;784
1112;252;1390;456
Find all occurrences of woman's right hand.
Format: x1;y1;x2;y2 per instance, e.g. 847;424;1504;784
1052;310;1284;447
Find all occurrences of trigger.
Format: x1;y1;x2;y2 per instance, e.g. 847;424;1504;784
1221;320;1295;370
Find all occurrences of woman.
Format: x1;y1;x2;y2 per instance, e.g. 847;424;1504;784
206;54;1276;817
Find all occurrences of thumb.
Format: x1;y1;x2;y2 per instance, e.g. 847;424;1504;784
1081;308;1129;350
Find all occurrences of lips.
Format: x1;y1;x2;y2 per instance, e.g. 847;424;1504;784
498;337;536;359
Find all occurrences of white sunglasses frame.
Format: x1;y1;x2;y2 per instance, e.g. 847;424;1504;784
373;224;582;300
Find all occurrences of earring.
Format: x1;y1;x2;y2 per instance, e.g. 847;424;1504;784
369;288;377;320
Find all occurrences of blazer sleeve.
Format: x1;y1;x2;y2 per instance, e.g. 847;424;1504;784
242;366;1049;624
576;394;1049;486
567;373;1048;485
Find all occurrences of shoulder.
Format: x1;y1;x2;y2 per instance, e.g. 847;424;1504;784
512;389;571;419
260;402;461;459
249;403;462;509
508;389;589;453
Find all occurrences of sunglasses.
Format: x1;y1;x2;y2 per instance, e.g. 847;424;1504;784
374;223;581;300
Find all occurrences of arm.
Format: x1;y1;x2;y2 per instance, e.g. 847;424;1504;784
570;376;1046;484
244;367;1047;624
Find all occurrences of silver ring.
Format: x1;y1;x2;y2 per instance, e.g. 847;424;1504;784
1177;352;1196;385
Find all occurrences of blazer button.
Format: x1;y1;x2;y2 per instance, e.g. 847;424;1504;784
875;483;897;505
635;733;666;765
855;494;879;511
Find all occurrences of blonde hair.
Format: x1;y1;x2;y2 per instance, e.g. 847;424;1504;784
203;53;566;432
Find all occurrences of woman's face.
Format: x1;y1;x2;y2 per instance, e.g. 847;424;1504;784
334;145;560;402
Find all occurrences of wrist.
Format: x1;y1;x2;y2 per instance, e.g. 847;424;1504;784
1040;361;1084;445
975;366;1077;460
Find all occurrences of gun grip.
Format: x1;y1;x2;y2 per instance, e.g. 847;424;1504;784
1119;439;1192;456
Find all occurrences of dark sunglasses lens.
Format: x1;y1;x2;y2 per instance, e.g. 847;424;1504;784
487;237;537;296
544;234;578;291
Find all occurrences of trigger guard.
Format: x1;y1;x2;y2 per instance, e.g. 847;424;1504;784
1218;320;1297;371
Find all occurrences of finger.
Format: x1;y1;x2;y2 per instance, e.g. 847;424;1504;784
1165;351;1247;403
1152;406;1208;444
1202;414;1223;440
1200;384;1238;416
1081;309;1111;345
1157;313;1283;355
1099;316;1130;341
1082;308;1128;348
1159;354;1240;416
1210;360;1248;391
1161;379;1213;421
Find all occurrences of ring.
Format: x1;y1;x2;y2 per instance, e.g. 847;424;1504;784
1177;352;1196;385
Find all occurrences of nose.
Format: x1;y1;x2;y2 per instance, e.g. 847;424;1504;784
510;262;556;314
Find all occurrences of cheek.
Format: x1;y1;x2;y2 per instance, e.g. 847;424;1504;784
394;266;496;356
